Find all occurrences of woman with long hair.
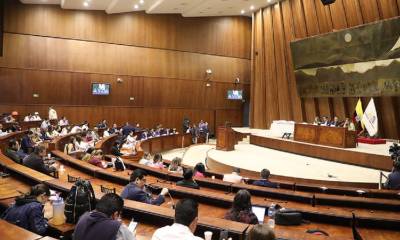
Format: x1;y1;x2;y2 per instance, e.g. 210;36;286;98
224;189;258;224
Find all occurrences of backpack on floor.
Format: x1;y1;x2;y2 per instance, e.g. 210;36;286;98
64;179;96;224
114;157;126;171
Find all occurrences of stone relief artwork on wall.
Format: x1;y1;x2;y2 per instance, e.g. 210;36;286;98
290;16;400;98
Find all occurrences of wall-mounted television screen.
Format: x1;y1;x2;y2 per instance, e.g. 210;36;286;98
92;83;110;95
227;90;243;100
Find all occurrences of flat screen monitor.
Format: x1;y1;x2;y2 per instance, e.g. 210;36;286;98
227;90;243;100
92;83;110;95
252;206;266;224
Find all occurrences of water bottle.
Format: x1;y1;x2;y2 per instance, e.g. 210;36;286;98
268;203;276;218
267;203;276;229
52;196;65;225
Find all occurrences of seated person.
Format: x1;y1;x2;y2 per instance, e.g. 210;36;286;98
2;184;50;235
0;123;8;137
330;116;340;127
313;116;320;125
82;147;95;162
89;150;110;169
343;118;356;131
152;199;202;240
109;123;119;134
21;131;35;154
385;159;400;190
59;126;70;136
134;123;141;132
74;136;88;152
121;169;168;205
224;190;258;224
70;125;82;134
140;130;149;140
223;167;243;184
64;137;76;155
4;114;16;123
320;116;329;126
253;169;278;188
74;193;135;240
24;113;33;122
122;131;137;149
40;119;50;130
138;152;153;166
32;112;41;121
122;122;134;136
23;146;56;175
5;139;23;164
58;116;69;127
177;169;200;189
88;128;100;142
149;153;164;169
193;163;206;178
97;119;108;129
111;141;123;156
168;157;183;174
103;128;111;137
46;126;59;139
248;224;276;240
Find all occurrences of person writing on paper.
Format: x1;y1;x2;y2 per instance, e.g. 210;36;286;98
74;193;136;240
121;169;168;206
2;184;50;235
152;199;203;240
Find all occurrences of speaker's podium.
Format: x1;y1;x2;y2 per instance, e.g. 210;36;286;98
216;126;235;151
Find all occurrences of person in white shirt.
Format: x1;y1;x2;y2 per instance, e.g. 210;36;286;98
74;136;88;152
58;116;69;127
32;112;41;121
24;113;32;122
48;106;58;120
103;128;111;138
0;124;8;137
70;125;82;134
138;152;153;166
40;119;50;130
223;168;243;184
122;131;137;149
152;199;203;240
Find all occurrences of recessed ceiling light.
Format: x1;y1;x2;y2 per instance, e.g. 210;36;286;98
267;0;272;3
139;0;144;4
134;4;139;9
240;10;245;14
83;1;89;7
250;5;254;10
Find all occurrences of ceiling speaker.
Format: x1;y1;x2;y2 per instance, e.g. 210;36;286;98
321;0;336;5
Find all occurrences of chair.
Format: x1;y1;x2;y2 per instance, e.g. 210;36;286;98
101;185;116;194
67;174;80;183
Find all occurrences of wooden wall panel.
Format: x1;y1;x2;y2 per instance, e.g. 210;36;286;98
272;4;292;121
250;0;400;139
263;8;279;127
281;1;303;122
0;33;250;84
4;0;251;59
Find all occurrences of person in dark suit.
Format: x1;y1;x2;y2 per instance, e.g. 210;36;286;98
21;131;35;154
5;139;23;164
120;169;168;206
177;169;200;189
23;146;56;175
329;116;340;127
253;169;278;188
385;159;400;190
111;141;123;157
121;122;134;136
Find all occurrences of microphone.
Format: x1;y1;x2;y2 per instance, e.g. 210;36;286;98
167;191;175;209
